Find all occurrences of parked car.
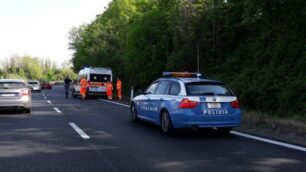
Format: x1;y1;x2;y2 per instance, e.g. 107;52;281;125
130;72;242;134
28;80;41;92
0;79;32;113
40;82;52;89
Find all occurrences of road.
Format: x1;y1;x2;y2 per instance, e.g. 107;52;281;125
0;86;305;172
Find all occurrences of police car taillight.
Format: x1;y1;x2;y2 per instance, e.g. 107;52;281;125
179;98;198;109
230;100;240;109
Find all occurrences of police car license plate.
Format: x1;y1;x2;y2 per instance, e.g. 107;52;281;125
207;102;221;109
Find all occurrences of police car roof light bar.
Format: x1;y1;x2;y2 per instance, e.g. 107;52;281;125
162;72;203;79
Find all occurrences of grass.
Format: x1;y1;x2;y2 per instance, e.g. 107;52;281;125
239;111;306;146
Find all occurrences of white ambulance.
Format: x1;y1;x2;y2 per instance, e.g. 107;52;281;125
72;67;112;98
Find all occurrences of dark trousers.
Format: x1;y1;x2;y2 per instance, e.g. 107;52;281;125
64;85;69;98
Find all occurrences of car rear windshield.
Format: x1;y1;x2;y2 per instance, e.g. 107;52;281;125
186;82;234;96
90;74;111;82
29;81;39;84
0;82;26;89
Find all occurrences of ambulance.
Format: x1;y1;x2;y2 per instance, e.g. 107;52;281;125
72;67;112;98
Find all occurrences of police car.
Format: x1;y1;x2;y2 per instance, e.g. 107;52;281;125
130;72;241;134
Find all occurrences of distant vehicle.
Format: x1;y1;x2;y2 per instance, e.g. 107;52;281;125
130;72;242;134
40;82;52;90
28;80;41;92
72;67;112;98
0;79;32;113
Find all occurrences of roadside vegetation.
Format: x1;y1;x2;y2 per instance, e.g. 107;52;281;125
0;56;77;81
69;0;306;119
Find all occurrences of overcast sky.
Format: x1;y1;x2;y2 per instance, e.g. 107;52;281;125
0;0;112;66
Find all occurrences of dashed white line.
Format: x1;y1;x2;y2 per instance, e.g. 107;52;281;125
47;100;51;104
69;123;90;139
53;107;62;113
99;99;306;152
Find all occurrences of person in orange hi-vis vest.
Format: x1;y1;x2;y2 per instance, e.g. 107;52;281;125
116;77;122;100
105;81;113;100
80;77;88;99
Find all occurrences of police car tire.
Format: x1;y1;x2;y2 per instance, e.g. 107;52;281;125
130;104;138;122
161;111;174;134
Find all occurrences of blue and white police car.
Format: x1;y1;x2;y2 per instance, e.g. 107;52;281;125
130;72;242;134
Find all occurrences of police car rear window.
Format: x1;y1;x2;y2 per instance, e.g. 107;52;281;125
186;82;233;96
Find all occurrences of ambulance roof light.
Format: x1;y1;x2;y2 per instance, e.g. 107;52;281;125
162;72;203;79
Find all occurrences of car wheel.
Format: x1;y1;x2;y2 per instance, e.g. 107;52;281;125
130;104;138;122
161;111;174;134
217;127;232;135
72;90;77;98
24;108;31;114
82;88;89;99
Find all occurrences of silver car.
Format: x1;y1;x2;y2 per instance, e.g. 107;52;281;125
0;79;32;113
28;80;41;92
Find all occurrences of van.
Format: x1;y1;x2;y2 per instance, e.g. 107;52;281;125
72;67;112;98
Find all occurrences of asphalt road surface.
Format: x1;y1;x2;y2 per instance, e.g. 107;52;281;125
0;86;305;172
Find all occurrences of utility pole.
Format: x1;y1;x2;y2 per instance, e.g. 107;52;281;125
197;42;200;73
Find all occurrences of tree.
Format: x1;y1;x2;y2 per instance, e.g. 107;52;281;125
69;0;306;117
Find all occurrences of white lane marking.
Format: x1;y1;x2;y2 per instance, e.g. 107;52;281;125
230;131;306;152
53;107;62;113
98;99;130;108
44;97;47;99
47;100;51;104
99;99;306;152
69;123;90;139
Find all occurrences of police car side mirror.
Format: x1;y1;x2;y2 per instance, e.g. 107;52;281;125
144;91;152;95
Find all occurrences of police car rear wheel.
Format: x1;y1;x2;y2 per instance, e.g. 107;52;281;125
161;111;173;134
130;104;138;122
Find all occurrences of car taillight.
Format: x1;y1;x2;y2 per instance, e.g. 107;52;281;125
179;98;198;109
21;89;30;96
230;99;240;108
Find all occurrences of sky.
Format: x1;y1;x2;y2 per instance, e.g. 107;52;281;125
0;0;112;66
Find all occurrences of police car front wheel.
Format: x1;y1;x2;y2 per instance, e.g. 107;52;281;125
130;104;138;122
